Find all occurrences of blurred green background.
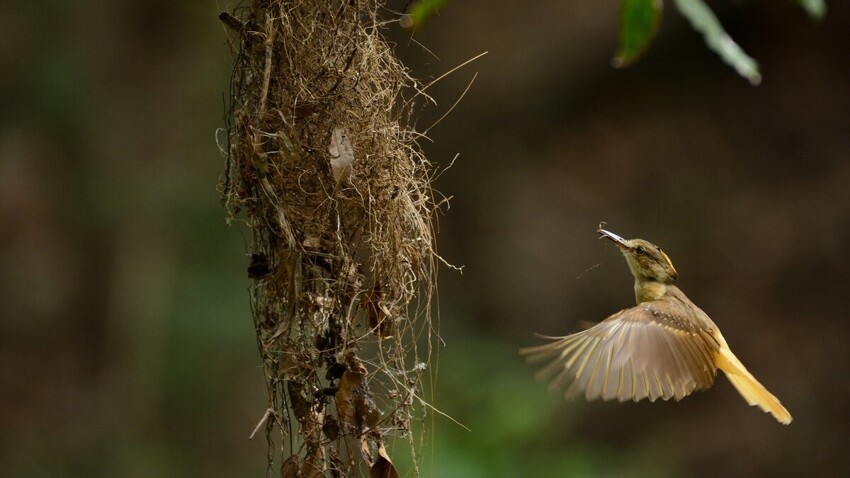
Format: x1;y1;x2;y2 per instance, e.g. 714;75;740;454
2;1;849;477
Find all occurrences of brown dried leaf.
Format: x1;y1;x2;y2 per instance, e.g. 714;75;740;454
328;126;354;184
280;454;300;478
334;352;381;432
302;409;326;478
358;392;380;430
369;444;400;478
301;449;324;478
335;354;366;430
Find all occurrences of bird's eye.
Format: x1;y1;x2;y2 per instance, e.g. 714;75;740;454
635;246;645;255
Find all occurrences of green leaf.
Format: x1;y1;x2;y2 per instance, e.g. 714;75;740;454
674;0;761;85
797;0;827;21
402;0;449;30
614;0;664;67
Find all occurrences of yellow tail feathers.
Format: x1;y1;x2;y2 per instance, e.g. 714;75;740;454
716;347;792;425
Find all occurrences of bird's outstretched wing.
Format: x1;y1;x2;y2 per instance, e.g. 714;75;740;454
520;303;720;402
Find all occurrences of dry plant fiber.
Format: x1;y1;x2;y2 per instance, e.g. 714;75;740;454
220;1;439;477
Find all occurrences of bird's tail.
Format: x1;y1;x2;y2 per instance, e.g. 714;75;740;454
716;346;792;424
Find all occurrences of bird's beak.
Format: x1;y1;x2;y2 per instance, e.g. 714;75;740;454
598;228;629;250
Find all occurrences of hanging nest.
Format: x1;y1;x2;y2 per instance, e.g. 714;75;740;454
220;1;440;476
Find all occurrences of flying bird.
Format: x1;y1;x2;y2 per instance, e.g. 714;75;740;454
520;227;792;424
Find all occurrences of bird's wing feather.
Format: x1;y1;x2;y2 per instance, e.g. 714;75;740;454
520;303;720;402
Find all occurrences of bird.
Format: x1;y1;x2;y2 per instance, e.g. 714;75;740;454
520;226;792;424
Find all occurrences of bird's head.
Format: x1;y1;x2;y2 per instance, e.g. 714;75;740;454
598;228;678;283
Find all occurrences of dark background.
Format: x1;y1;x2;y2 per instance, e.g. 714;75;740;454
2;1;848;476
